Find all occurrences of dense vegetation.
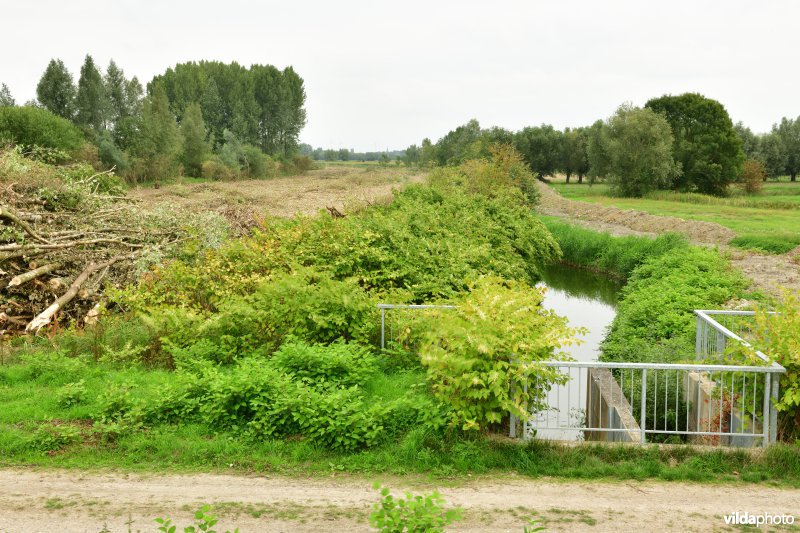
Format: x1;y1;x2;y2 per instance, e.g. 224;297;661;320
402;95;800;196
0;56;309;183
1;151;579;462
540;218;748;362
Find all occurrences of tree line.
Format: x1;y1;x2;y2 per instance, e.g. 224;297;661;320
297;144;405;163
0;56;308;183
403;93;800;197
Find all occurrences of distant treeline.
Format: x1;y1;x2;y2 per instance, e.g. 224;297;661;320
0;56;308;183
298;144;405;162
403;93;800;197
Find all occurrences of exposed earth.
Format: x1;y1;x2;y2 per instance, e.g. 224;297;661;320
535;181;800;296
1;469;797;532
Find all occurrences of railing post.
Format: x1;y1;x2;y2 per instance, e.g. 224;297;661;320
763;373;771;446
770;373;779;444
695;314;703;358
640;368;647;444
380;307;385;350
716;329;726;357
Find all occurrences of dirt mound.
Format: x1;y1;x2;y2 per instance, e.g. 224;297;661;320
536;182;736;245
536;182;800;295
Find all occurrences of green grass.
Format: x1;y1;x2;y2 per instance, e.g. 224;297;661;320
1;359;799;485
550;181;800;254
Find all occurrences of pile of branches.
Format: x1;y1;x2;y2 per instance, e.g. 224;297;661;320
1;149;196;338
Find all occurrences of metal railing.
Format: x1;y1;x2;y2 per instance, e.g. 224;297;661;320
378;303;786;446
525;360;783;446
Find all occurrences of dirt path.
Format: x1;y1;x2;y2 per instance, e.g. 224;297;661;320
536;181;800;296
0;469;797;532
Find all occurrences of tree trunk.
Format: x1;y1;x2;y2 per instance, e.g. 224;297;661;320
578;174;584;184
565;173;571;184
792;172;797;182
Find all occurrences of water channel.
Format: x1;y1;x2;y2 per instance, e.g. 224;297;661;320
531;265;621;440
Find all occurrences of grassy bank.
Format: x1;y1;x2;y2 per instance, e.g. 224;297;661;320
550;181;800;254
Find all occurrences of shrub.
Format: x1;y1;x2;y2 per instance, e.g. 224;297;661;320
416;277;581;431
370;483;462;533
201;156;235;181
741;159;765;194
0;105;84;152
56;380;87;407
748;290;800;439
271;341;378;387
602;247;746;362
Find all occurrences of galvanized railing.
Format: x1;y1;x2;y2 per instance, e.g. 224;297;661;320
525;360;782;445
378;304;786;446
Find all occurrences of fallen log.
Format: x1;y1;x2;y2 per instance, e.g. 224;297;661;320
0;205;52;244
8;263;61;288
26;256;122;333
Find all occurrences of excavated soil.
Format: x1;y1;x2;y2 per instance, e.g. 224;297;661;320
536;181;800;296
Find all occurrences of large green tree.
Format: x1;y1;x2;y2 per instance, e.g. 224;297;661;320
75;54;107;132
103;60;142;149
645;93;744;195
133;84;181;181
560;127;590;183
36;59;76;120
150;61;307;156
0;84;14;107
774;117;800;181
757;132;787;179
587;105;678;197
179;102;209;177
513;124;563;179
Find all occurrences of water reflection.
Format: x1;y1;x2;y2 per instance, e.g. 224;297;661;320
531;265;621;440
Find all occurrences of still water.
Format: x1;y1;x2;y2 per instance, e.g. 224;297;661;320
531;265;621;440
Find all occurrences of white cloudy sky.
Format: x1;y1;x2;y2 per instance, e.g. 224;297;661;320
2;0;798;151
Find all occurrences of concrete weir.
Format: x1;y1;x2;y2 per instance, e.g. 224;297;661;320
584;368;641;442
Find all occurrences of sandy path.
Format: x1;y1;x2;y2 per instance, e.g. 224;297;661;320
536;181;800;296
0;469;797;532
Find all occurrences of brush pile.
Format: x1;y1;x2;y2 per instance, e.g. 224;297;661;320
0;148;228;338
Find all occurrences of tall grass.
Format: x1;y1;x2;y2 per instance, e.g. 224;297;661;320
539;216;687;279
644;190;800;210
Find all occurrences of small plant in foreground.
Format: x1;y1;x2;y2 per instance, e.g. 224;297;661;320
370;483;462;532
155;504;239;533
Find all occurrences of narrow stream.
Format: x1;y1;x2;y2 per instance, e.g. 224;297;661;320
532;265;621;440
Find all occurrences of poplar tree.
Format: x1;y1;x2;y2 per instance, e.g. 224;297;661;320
180;102;209;177
75;54;107;132
134;84;180;181
36;59;76;120
0;83;14;107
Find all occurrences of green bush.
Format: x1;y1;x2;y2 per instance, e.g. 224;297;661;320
370;483;462;533
271;341;378;387
0;105;84;152
416;277;580;431
602;247;746;362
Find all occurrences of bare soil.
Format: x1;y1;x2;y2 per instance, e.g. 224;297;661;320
130;166;426;233
536;181;800;296
1;469;797;532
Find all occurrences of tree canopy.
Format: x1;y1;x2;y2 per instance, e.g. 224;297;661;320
588;105;678;197
150;61;307;156
645;93;744;195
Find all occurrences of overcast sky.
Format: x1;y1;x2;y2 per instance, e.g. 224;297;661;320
2;1;798;151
